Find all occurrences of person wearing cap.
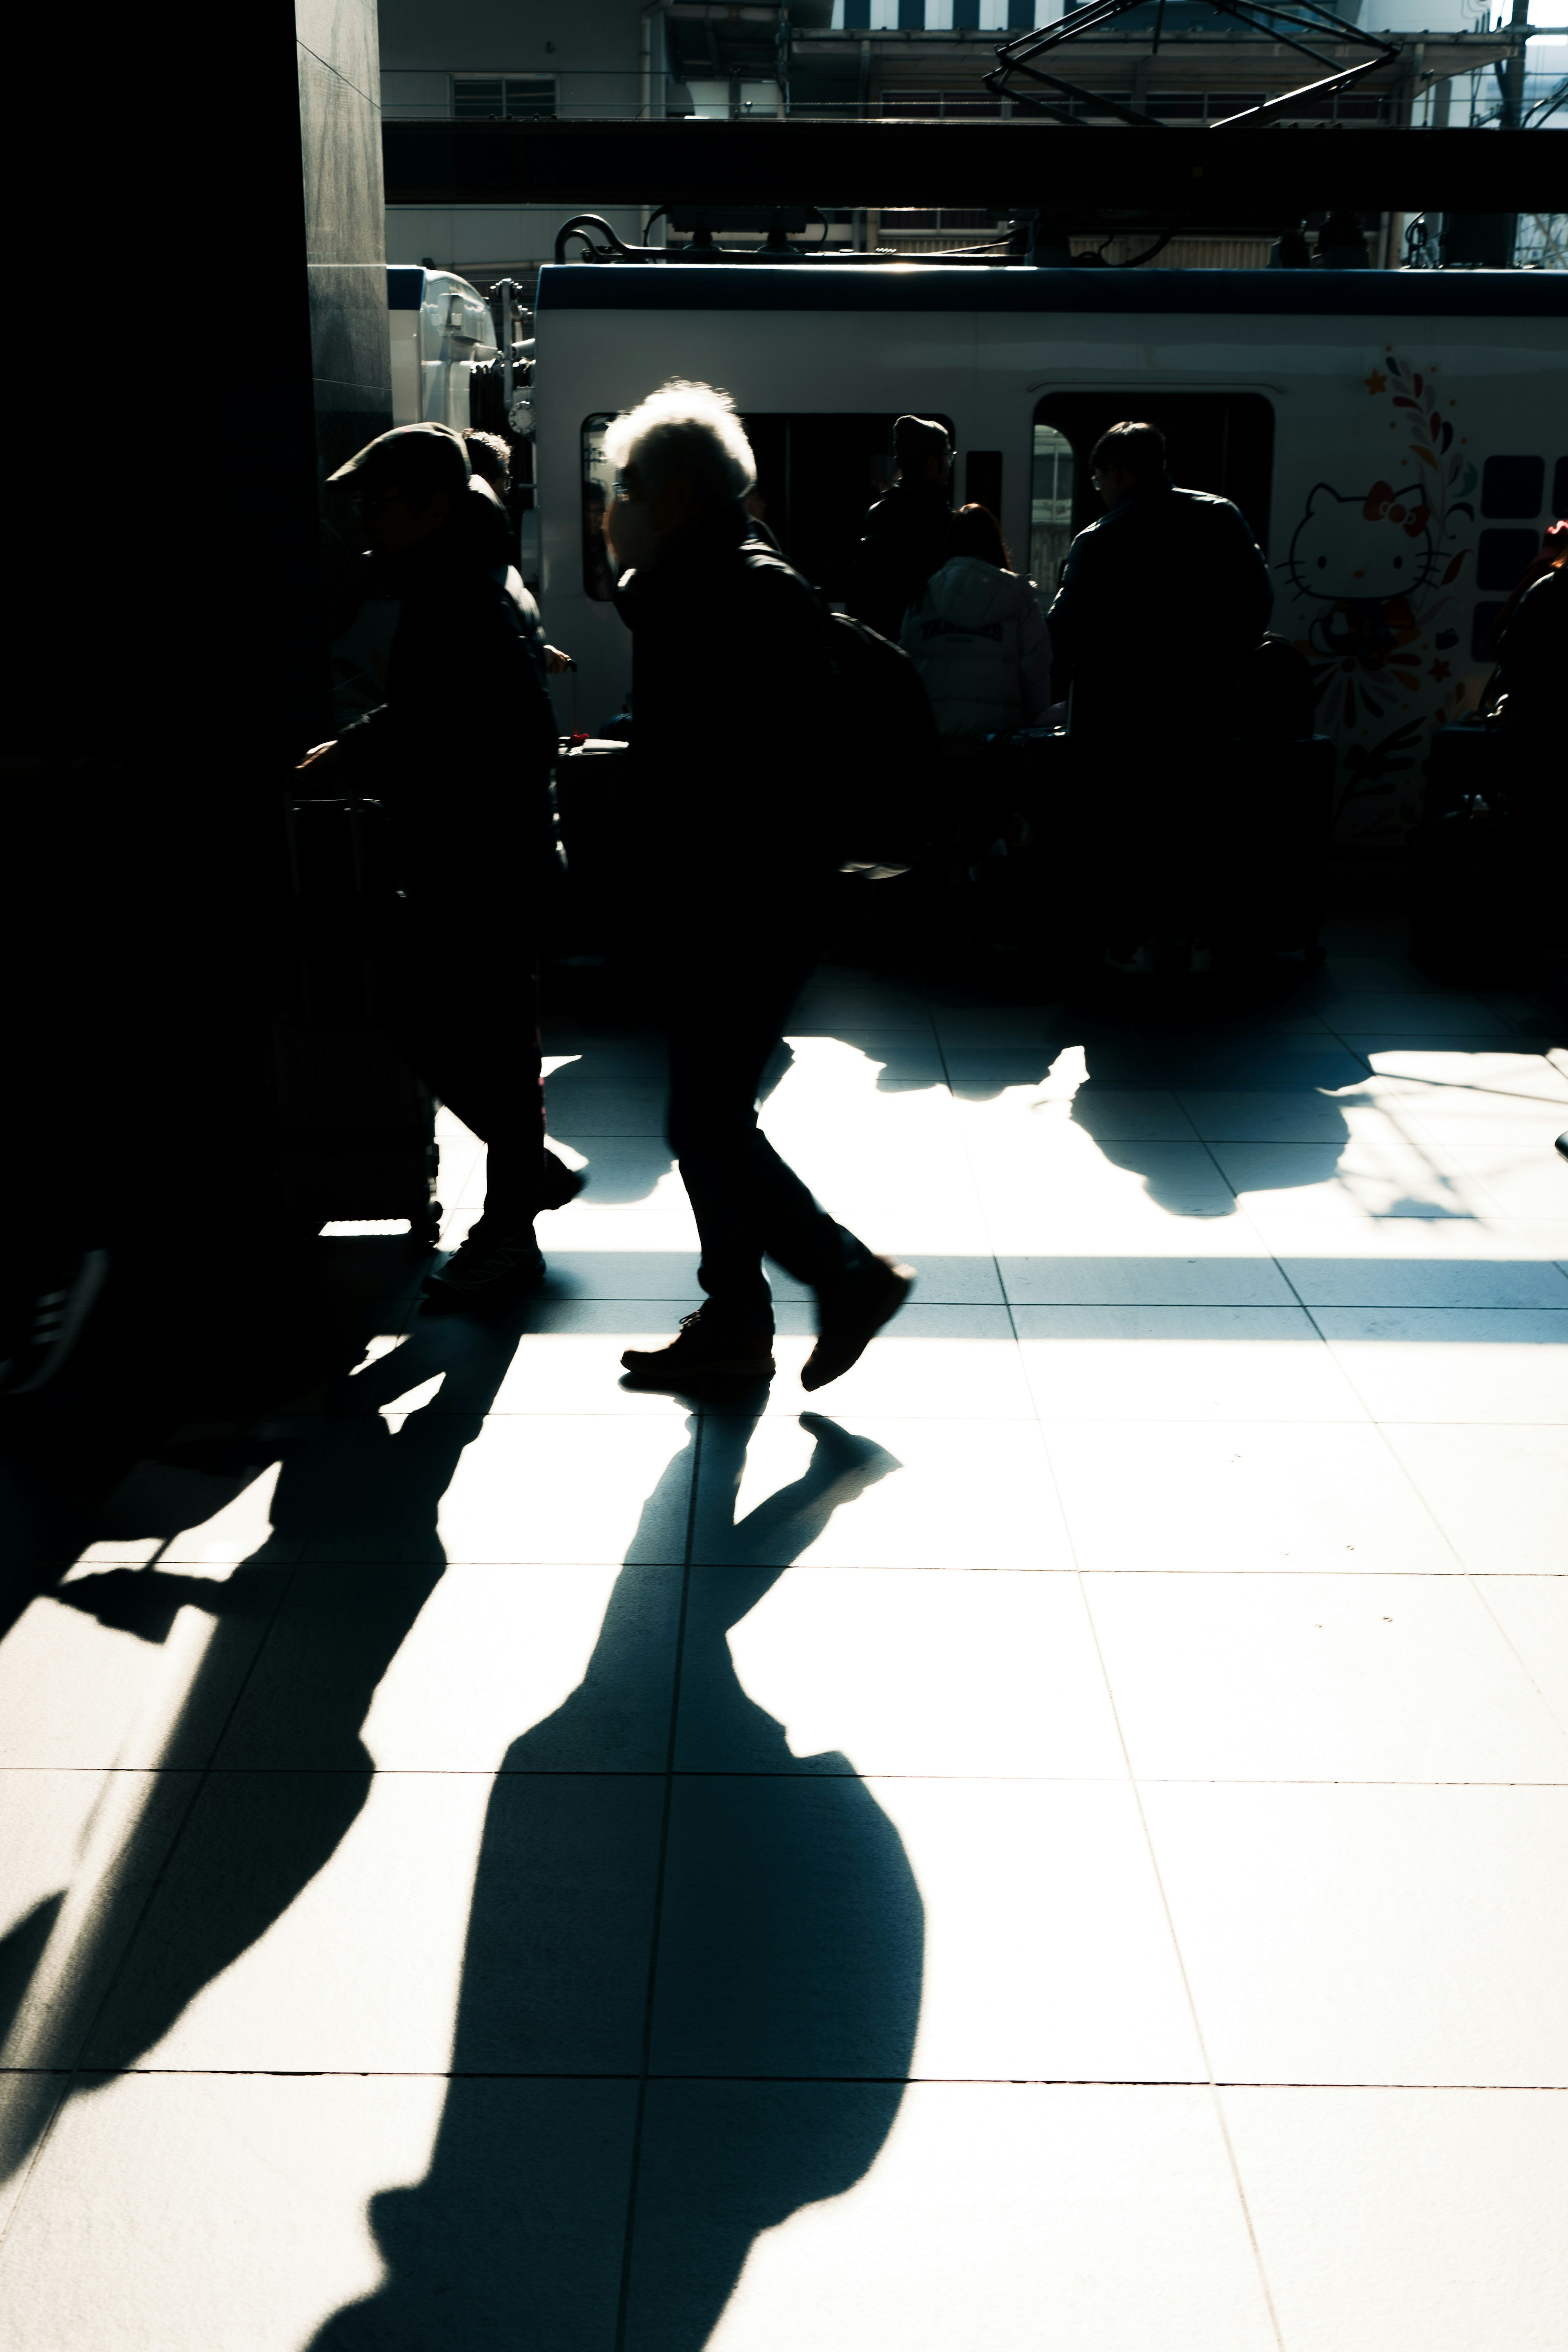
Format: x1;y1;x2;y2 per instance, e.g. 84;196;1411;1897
844;416;955;644
301;421;581;1309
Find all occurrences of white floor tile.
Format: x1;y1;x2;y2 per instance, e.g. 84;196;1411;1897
676;1566;1125;1780
1047;1421;1463;1576
1381;1424;1568;1575
764;1312;1032;1421
1222;2085;1568;2352
218;1560;681;1774
971;1139;1239;1218
1017;1305;1370;1422
303;1413;696;1565
0;2071;637;2352
72;1460;298;1570
1209;1142;1495;1219
1143;1782;1568;2085
82;1768;662;2075
630;2082;1277;2352
653;1776;1203;2083
1174;1090;1413;1145
1000;1252;1296;1305
1312;1306;1568;1423
1087;1572;1568;1782
1475;1577;1568;1738
0;1569;286;1770
1277;1248;1568;1308
1353;1047;1568;1102
691;1412;1074;1572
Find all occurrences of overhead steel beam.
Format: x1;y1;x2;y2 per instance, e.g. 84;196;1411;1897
383;120;1566;220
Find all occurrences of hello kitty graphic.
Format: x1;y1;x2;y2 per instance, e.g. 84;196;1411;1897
1277;348;1478;840
1286;480;1437;680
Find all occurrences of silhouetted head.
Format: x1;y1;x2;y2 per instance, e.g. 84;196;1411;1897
602;379;756;572
1089;420;1167;508
946;502;1013;570
329;422;470;554
893;414;953;486
460;428;512;497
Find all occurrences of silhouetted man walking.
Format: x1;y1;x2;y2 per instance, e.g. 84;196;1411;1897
605;381;914;1389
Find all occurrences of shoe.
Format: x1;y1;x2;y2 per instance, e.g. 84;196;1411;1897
1557;1132;1568;1164
801;1256;915;1393
621;1309;775;1385
421;1221;546;1315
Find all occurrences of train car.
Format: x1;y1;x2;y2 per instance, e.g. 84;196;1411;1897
532;264;1568;842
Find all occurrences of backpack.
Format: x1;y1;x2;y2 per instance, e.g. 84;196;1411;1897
822;609;941;877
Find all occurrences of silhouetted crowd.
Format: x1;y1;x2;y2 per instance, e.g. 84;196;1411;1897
290;385;1563;1349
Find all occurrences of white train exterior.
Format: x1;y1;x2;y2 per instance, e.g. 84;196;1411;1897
531;264;1568;844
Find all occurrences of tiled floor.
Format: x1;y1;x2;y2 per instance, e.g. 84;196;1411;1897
2;927;1567;2349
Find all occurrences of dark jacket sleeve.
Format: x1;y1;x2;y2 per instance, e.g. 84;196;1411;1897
1046;532;1091;666
1212;500;1274;653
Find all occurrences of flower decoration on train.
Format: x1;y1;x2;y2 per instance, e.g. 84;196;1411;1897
1277;348;1478;840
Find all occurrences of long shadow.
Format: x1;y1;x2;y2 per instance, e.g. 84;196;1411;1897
314;1400;924;2352
0;1307;523;2180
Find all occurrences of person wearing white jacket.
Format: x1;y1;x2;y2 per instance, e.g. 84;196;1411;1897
900;505;1054;742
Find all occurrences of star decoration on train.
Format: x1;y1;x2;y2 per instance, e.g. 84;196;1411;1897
1363;369;1388;396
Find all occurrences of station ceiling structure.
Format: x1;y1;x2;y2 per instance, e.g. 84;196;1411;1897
381;119;1567;229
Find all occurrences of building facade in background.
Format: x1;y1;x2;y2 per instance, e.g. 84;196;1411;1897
379;0;1555;291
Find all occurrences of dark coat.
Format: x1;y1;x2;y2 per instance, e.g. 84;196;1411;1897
844;478;953;644
613;499;840;931
1047;477;1274;734
1490;562;1565;741
333;478;557;903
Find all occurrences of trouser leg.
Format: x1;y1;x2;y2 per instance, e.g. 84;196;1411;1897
663;953;872;1331
384;913;547;1225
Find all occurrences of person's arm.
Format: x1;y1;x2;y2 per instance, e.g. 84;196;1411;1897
1046;535;1088;704
1216;502;1274;648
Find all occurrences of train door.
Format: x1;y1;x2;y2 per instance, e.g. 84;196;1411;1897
1030;392;1276;591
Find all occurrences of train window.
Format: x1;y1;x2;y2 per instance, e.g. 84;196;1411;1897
581;415;619;602
1555;456;1568;518
1031;392;1275;553
741;413;953;597
1481;455;1544;519
1477;528;1541;592
1031;425;1075;591
581;410;954;601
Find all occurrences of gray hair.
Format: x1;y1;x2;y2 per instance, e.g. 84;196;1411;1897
603;379;755;508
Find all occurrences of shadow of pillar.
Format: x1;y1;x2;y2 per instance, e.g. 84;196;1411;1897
316;1404;924;2352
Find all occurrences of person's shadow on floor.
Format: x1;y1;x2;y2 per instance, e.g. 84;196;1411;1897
314;1402;924;2352
0;1317;523;2183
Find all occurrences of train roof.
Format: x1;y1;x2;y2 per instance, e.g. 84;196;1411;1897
537;264;1568;320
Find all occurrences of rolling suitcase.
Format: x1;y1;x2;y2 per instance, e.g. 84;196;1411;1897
271;796;440;1243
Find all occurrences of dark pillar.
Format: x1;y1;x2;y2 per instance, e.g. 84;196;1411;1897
7;0;390;1255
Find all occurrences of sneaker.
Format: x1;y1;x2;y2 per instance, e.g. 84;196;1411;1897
621;1309;776;1385
801;1256;916;1393
421;1221;546;1314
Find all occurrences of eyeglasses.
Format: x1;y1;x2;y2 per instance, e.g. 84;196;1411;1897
610;476;645;504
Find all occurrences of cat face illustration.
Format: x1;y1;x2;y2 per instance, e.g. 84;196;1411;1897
1286;480;1436;603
